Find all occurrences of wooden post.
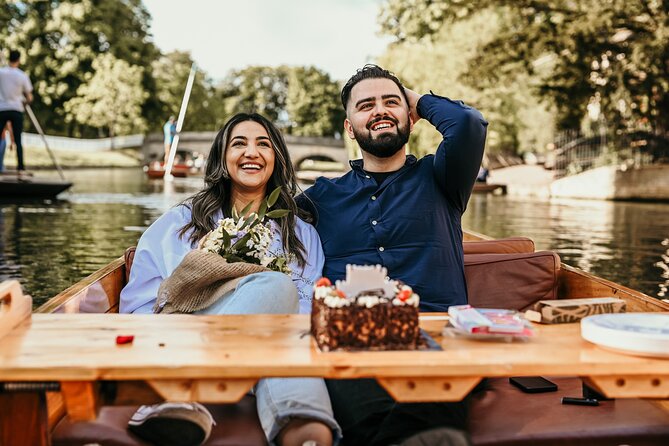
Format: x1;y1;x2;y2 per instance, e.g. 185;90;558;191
0;392;50;446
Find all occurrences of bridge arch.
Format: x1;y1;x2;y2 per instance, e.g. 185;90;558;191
143;132;349;170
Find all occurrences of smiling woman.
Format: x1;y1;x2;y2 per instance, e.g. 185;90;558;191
116;112;341;446
225;121;276;207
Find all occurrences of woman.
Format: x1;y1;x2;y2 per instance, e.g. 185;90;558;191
120;113;340;446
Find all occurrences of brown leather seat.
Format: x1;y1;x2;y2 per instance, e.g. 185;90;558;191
465;251;561;310
469;377;669;445
464;237;535;255
52;396;268;446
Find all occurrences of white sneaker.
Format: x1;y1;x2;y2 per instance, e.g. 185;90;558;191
128;402;215;446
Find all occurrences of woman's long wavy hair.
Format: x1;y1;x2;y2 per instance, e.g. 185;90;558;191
178;113;310;267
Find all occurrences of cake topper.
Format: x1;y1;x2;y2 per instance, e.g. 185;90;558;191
335;265;396;298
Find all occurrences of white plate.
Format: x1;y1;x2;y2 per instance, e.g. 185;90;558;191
581;313;669;358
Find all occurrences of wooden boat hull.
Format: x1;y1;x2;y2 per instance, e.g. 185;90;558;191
28;232;669;446
0;176;72;198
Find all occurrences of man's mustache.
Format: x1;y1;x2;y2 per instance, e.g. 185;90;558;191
367;115;399;130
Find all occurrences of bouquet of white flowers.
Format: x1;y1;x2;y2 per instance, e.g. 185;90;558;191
199;187;293;274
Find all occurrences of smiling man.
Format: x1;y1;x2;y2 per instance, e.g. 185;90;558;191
298;64;488;445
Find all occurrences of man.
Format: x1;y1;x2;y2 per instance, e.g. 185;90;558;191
163;115;176;164
298;65;487;445
0;50;33;174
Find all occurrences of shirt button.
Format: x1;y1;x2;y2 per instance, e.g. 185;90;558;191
372;220;377;226
378;246;385;252
365;175;371;179
371;195;377;200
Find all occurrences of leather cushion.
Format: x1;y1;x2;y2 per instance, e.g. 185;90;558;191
464;237;535;255
52;396;268;446
469;377;669;446
465;251;560;310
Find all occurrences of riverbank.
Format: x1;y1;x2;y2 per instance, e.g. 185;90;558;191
489;164;669;201
2;146;142;170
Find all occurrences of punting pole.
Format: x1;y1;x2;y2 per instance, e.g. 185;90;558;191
24;105;66;180
164;63;197;181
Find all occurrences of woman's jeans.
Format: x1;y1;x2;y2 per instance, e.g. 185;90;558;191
195;271;342;445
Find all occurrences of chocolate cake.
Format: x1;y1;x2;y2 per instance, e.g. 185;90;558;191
311;265;420;351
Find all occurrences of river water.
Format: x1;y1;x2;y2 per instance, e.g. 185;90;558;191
1;168;668;308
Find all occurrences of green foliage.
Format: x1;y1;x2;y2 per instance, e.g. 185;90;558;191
217;65;343;136
377;7;554;156
1;0;160;137
285;66;345;137
379;0;669;138
151;51;227;132
64;53;147;137
1;1;346;139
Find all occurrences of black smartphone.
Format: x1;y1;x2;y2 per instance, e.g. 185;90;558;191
509;376;558;393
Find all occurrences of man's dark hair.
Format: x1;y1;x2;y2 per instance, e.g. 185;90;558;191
8;50;21;63
340;64;409;109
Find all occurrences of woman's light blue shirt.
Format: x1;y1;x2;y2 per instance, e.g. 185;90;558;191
120;205;324;314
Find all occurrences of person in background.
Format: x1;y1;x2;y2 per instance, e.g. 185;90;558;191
298;64;487;446
163;115;176;164
121;112;341;446
0;50;33;176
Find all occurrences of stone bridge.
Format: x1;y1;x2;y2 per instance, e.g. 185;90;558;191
143;132;349;169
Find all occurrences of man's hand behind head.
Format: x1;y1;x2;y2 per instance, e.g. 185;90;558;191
404;88;422;124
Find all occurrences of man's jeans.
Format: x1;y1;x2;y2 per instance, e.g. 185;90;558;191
196;271;342;445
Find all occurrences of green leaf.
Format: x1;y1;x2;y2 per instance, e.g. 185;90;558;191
239;201;254;218
257;200;268;221
231;206;239;220
220;229;232;250
231;232;252;251
267;186;282;208
265;209;290;218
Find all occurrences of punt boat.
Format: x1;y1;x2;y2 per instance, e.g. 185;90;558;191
20;230;667;446
0;172;72;199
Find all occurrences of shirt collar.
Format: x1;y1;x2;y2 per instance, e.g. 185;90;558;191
349;155;417;173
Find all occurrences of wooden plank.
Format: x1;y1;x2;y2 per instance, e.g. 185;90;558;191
559;265;669;312
148;379;256;403
1;314;669;387
0;392;50;446
377;376;481;402
0;280;32;341
584;375;669;399
60;381;98;421
46;392;65;431
35;257;125;314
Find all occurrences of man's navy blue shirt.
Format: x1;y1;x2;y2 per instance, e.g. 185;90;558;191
299;94;487;312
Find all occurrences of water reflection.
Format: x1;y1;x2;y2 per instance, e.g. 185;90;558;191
1;168;669;308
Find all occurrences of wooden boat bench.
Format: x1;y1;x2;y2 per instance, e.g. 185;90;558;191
27;238;669;445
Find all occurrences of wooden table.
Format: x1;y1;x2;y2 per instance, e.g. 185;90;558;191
1;313;668;443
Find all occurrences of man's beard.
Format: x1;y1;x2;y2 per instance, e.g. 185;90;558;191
353;117;410;158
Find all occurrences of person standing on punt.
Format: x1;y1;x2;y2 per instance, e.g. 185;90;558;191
0;50;33;176
163;115;176;164
121;113;341;446
298;64;488;446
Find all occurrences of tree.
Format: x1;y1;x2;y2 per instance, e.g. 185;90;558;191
217;65;344;137
285;66;344;137
152;51;226;133
64;53;147;140
377;6;554;156
0;0;159;136
221;66;290;125
379;0;669;135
